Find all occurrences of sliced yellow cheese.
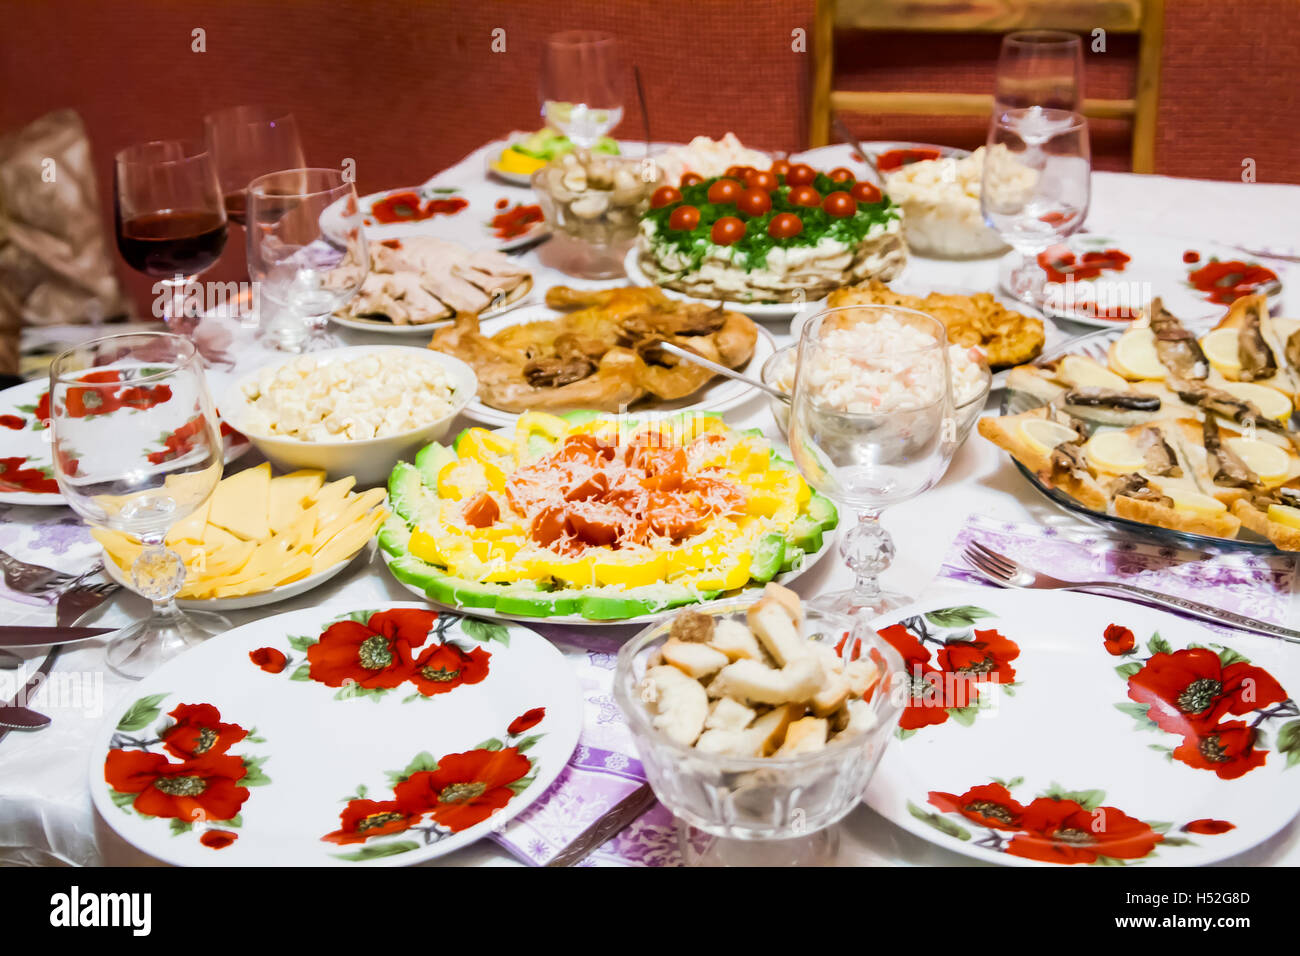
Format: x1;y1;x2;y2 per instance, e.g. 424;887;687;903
310;476;358;526
268;470;326;534
311;509;386;572
208;462;271;540
167;496;212;545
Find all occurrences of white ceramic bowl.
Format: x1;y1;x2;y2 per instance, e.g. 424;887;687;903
219;345;476;486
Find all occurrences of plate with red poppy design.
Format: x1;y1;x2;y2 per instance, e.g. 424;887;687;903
864;587;1300;866
0;378;251;506
89;603;581;866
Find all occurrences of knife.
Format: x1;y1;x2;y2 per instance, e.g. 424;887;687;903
831;114;882;182
0;625;117;648
0;705;52;730
0;645;61;740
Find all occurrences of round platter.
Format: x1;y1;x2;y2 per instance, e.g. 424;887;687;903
0;378;250;507
864;587;1300;866
89;602;581;866
328;287;534;336
999;325;1288;553
381;531;833;628
456;304;777;427
99;545;364;611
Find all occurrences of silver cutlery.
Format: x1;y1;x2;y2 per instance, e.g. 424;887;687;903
56;581;120;628
0;704;52;731
0;551;102;601
831;114;882;182
0;625;117;648
545;782;657;867
963;540;1300;644
0;645;60;741
656;341;790;402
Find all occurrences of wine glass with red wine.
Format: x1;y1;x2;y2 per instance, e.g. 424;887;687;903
203;106;305;227
114;141;228;336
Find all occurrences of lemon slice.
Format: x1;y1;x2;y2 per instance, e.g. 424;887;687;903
1200;327;1243;375
1165;487;1228;515
1218;381;1293;422
1110;329;1166;380
1225;437;1290;482
1019;418;1079;454
1267;503;1300;530
1060;355;1129;391
1082;431;1145;474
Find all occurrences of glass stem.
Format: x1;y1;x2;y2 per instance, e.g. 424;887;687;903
842;509;894;613
131;534;187;620
160;275;194;336
1009;251;1047;307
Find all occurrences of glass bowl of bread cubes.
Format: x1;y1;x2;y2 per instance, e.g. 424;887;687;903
615;582;905;861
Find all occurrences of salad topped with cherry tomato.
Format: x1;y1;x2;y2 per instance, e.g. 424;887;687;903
640;161;896;271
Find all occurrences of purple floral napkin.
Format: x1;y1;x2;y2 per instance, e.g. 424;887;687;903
938;513;1298;636
489;625;684;867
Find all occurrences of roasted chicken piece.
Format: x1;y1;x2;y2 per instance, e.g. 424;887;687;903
430;286;758;413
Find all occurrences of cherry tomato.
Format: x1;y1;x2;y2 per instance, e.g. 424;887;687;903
768;212;803;239
707;178;743;205
786;163;816;186
668;204;701;231
651;186;682;209
828;167;854;183
680;172;704;187
788;185;822;207
736;187;772;217
770;159;792;178
823;190;857;218
711;216;746;245
724;165;756;180
850;181;883;204
745;169;779;191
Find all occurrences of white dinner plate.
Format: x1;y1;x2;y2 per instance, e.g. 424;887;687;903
99;544;365;611
328;287;535;336
1005;232;1291;329
448;303;776;427
90;602;581;866
0;379;250;507
324;179;547;254
864;587;1300;866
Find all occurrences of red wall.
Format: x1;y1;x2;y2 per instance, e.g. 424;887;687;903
2;0;1296;315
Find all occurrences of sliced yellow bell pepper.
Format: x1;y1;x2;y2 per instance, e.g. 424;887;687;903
593;552;667;588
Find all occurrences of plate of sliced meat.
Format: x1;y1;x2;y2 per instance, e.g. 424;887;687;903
329;236;533;334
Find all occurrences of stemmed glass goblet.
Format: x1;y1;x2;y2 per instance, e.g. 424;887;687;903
113;141;228;337
203;105;306;227
788;305;955;629
245;167;369;352
50;333;228;680
982;108;1091;310
994;30;1084;113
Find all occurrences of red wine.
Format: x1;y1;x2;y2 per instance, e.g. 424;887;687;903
115;208;228;277
223;191;247;226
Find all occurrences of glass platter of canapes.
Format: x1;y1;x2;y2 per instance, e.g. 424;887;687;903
988;295;1300;553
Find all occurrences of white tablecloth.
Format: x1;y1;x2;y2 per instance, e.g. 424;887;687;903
4;140;1299;867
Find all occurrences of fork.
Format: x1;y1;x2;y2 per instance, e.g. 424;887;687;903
56;581;121;627
962;540;1300;645
0;550;99;600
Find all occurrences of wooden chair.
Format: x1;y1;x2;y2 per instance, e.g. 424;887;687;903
810;0;1165;172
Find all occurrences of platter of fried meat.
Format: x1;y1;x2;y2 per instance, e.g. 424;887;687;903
429;286;771;424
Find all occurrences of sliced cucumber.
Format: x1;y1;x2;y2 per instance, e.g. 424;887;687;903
386;461;425;525
789;515;823;554
749;533;786;583
377;515;413;557
807;492;838;531
415;442;457;489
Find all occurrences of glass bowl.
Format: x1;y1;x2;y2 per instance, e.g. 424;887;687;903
531;152;661;279
761;345;991;447
614;599;906;849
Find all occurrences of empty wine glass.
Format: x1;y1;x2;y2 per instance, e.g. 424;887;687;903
203;105;306;227
50;333;227;680
789;305;955;628
113;141;228;337
994;30;1084;113
539;31;624;147
982;108;1091;309
246;167;369;352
